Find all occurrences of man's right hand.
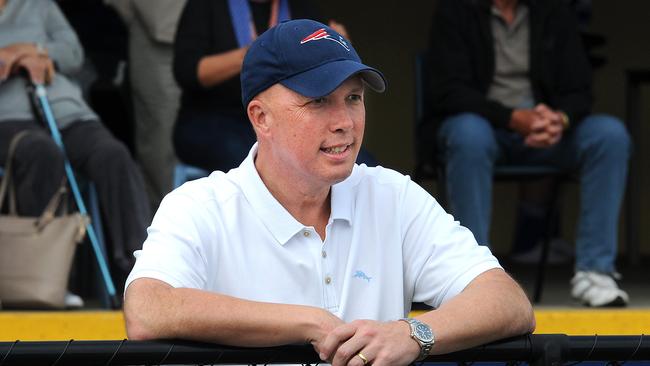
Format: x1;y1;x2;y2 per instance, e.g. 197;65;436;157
317;319;422;366
308;309;346;357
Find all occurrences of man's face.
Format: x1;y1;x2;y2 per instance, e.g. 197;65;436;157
257;76;366;189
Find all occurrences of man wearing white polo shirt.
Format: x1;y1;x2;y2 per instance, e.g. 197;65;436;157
124;19;535;365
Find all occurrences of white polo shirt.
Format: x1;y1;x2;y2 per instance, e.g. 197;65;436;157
126;144;501;321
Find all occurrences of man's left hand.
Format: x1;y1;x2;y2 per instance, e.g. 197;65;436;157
525;103;564;148
319;319;420;366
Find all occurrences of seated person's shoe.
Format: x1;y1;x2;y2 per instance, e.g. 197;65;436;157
571;271;629;307
64;291;84;309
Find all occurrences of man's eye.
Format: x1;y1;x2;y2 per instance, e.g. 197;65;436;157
311;97;326;105
348;94;362;102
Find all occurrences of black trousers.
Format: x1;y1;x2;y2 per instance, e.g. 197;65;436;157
0;120;151;287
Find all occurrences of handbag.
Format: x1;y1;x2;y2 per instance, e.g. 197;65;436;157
0;131;89;309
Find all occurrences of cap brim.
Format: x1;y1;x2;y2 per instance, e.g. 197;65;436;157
280;59;386;99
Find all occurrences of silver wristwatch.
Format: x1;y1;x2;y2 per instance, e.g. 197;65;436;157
399;318;434;361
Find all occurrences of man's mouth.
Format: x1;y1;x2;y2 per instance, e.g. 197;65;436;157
321;144;351;154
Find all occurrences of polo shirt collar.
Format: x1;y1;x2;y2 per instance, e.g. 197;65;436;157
234;144;355;245
234;144;303;245
330;167;357;224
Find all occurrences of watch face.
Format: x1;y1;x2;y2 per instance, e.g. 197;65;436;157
415;322;434;342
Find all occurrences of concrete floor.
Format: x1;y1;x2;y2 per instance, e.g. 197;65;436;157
74;248;649;310
502;256;650;308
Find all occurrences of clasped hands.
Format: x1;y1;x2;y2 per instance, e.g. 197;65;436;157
0;43;55;85
310;313;421;366
510;104;567;148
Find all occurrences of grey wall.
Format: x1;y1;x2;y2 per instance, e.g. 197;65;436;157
318;0;650;255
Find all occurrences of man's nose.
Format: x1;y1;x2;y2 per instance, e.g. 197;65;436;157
329;104;355;132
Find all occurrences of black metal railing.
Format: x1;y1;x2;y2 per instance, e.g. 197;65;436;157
0;334;647;366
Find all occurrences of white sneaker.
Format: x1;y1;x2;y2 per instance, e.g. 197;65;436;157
64;291;85;309
571;271;629;307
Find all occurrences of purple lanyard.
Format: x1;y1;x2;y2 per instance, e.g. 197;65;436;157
228;0;291;47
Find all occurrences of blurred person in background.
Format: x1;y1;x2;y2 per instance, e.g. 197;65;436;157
172;0;377;174
0;0;150;298
106;0;187;210
426;0;631;307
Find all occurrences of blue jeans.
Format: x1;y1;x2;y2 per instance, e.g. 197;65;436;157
437;113;631;273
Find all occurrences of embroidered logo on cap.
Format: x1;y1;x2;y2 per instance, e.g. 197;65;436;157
300;28;350;51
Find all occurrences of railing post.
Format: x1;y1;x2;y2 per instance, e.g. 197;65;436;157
530;334;569;366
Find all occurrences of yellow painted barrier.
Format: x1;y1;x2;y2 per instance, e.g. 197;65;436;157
533;309;650;335
408;309;650;336
1;309;649;341
0;311;125;341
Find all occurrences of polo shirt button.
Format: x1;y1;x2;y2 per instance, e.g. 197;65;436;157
321;250;327;258
303;231;310;237
325;276;332;284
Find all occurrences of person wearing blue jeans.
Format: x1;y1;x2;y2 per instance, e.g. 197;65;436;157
427;0;631;307
438;112;631;306
438;112;630;267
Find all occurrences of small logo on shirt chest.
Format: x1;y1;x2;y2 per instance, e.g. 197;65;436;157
353;270;372;282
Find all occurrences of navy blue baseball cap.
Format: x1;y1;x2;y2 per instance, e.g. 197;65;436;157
241;19;386;107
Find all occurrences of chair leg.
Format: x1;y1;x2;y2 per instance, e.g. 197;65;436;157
533;179;562;303
533;237;550;303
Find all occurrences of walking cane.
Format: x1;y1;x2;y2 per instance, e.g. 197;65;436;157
26;80;119;308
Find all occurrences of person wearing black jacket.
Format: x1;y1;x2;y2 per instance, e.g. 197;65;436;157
426;0;631;307
172;0;376;172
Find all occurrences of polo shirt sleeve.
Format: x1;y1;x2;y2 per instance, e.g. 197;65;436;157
125;188;211;293
400;178;502;309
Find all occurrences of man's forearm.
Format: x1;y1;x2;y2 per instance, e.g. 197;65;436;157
124;278;342;346
417;268;535;355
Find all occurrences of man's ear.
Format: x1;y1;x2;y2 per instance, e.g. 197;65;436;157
247;99;271;137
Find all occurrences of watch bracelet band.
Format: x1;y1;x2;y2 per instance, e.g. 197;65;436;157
399;318;433;361
418;342;433;361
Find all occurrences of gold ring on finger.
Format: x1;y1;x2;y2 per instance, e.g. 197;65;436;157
357;352;369;365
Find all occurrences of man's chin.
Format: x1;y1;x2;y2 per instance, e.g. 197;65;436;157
327;164;355;185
